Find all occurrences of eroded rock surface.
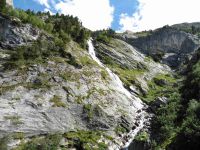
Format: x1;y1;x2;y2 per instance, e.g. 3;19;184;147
119;26;200;67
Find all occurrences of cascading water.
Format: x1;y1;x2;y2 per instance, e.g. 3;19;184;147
88;39;143;109
87;39;149;149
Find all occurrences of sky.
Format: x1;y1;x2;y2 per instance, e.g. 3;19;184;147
14;0;200;32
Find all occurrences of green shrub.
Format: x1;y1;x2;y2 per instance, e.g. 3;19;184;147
64;130;108;150
2;7;90;49
0;0;6;12
83;104;93;120
15;134;62;150
3;37;65;69
50;95;66;107
12;132;24;140
0;137;9;150
93;29;115;43
135;131;149;142
4;115;23;125
115;125;127;134
142;74;176;103
101;70;108;80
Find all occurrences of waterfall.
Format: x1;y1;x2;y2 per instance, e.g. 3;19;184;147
87;39;148;149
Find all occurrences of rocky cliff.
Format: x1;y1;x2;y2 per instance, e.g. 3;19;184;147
118;26;200;67
0;13;40;49
93;38;170;94
0;13;171;149
1;9;200;150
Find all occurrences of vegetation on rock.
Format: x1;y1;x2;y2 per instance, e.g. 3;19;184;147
93;29;115;43
1;7;90;49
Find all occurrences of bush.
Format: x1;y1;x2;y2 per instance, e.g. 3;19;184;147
0;0;6;12
4;37;65;69
2;7;90;49
0;137;8;150
64;130;108;150
93;29;115;43
135;131;149;142
15;134;62;150
50;95;66;107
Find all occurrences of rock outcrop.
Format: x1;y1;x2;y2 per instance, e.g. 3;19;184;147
119;26;200;68
2;12;198;150
0;14;167;149
94;38;170;94
0;14;40;49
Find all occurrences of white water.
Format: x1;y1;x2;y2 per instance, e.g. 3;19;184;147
87;39;148;149
88;39;143;109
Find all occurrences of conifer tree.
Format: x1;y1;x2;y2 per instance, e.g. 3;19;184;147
0;0;6;12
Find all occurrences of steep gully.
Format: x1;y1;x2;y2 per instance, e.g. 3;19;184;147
87;39;150;150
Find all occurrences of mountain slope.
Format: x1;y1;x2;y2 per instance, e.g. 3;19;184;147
118;26;200;68
1;6;200;150
0;10;171;150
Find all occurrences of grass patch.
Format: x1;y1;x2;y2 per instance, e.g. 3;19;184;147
82;69;94;77
115;125;127;135
83;104;93;120
4;115;23;125
0;137;9;150
134;30;152;37
0;83;23;95
113;67;145;88
12;132;25;140
135;131;149;142
3;38;62;70
144;56;153;62
101;70;108;80
14;134;62;150
75;87;106;104
50;95;66;107
64;130;109;150
141;74;177;104
75;96;84;104
79;56;96;66
26;80;51;90
60;71;81;82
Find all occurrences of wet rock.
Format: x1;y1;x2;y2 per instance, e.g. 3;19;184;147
132;125;136;130
94;38;170;96
128;140;151;150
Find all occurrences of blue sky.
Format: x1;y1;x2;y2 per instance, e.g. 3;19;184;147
13;0;139;31
110;0;139;30
13;0;200;32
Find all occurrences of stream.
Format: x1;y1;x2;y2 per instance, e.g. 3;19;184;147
87;39;149;150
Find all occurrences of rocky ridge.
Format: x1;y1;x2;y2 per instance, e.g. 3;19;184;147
118;26;200;68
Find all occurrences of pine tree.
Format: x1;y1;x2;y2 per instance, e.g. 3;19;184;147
0;0;6;12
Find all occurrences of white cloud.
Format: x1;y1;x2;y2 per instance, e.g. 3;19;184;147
119;0;200;32
55;0;114;31
44;8;54;15
34;0;50;8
